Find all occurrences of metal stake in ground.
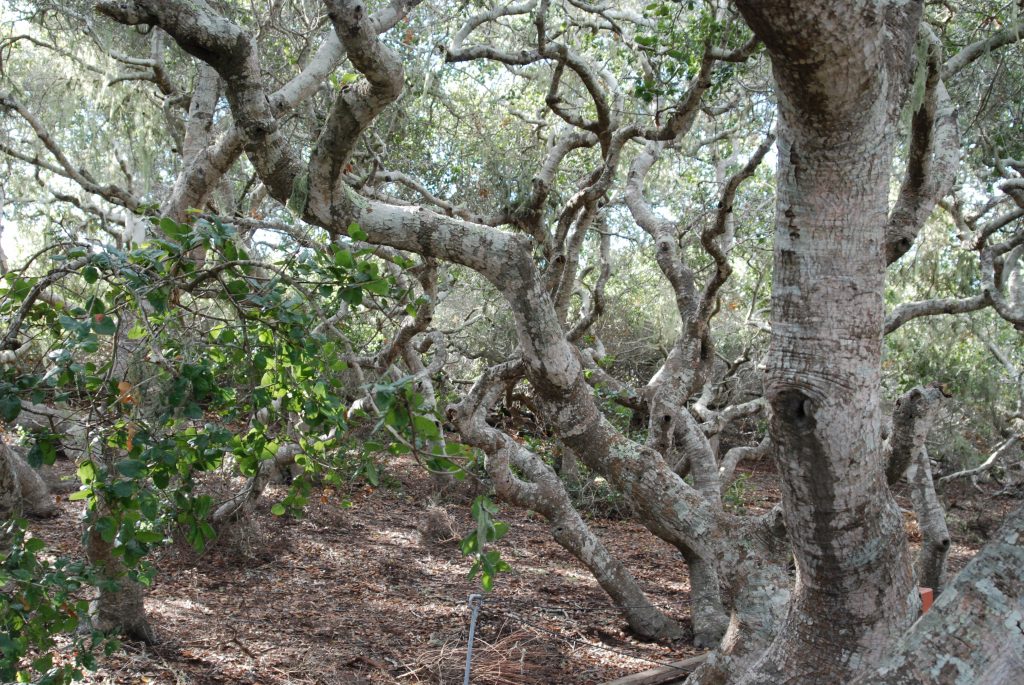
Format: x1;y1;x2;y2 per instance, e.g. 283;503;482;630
463;594;483;685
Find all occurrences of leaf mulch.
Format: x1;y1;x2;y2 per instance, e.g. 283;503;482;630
28;456;708;685
25;453;1017;684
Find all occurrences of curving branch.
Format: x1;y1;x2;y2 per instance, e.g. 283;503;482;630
942;18;1024;80
309;0;407;197
938;435;1022;490
697;132;775;321
886;29;960;266
449;366;685;640
981;230;1024;330
884;293;991;335
97;0;300;205
0;93;139;211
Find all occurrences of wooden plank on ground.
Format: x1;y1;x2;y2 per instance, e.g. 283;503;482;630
600;652;709;685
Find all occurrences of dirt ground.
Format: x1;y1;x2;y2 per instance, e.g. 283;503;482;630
22;453;1021;685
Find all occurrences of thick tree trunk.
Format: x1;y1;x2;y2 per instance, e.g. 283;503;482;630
731;2;924;681
83;327;155;642
7;445;56;518
682;548;730;648
742;120;918;684
0;440;54;520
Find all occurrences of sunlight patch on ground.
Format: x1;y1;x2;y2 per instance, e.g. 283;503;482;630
370;527;420;546
150;596;215;619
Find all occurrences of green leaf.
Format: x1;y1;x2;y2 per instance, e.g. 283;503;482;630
340;287;363;305
260;440;280;461
226;279;250;297
92;314;117;335
5;275;34;301
58;314;89;336
347;222;368;241
413;415;440;440
271;503;286;516
115;459;145;477
140;494;159;520
111;480;135;499
312;381;328;399
77;460;96;484
363;459;380;486
490;520;509;541
159;216;189;241
335;249;355;269
0;390;21;422
80;334;100;353
27;435;58;466
363;279;390;296
82;266;99;284
95;516;117;544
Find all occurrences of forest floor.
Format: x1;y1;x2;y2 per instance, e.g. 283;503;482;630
25;452;1022;685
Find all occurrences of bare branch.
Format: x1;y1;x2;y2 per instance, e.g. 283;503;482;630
938;435;1023;488
884;293;990;334
698;132;775;321
943;19;1024;79
309;0;406;196
0;93;139;210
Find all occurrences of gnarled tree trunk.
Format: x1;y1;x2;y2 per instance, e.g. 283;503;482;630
728;1;925;682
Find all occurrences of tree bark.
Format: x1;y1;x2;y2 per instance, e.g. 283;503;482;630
730;2;925;681
7;445;56;518
885;385;952;593
905;447;950;594
0;440;22;546
82;499;156;643
854;504;1024;684
82;325;155;643
453;379;685;640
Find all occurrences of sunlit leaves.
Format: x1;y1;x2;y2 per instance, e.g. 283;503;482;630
460;496;511;592
1;519;111;685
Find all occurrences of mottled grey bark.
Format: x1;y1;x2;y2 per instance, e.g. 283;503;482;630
886;385;946;486
854;504;1024;685
885;385;951;593
719;437;770;495
905;448;950;594
729;1;925;682
7;445;56;518
452;377;685;640
0;439;56;521
212;443;303;524
0;440;23;536
13;401;88;460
